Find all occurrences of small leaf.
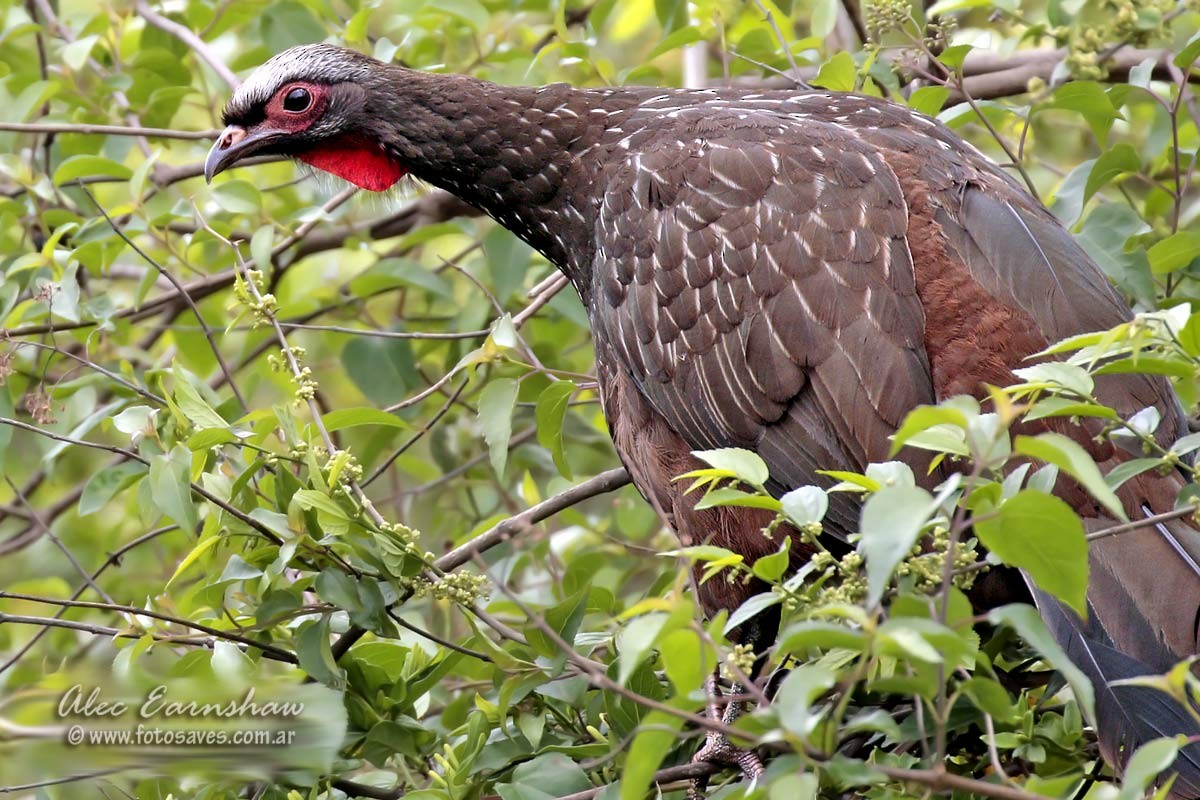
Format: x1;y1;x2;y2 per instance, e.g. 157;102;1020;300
908;86;949;117
535;380;575;479
53;155;132;185
647;25;704;59
752;540;792;583
859;485;936;606
810;51;856;92
1014;433;1126;520
295;615;344;688
775;665;836;739
1118;737;1183;800
149;445;198;533
810;0;838;37
80;462;146;516
479;377;519;478
780;486;828;525
113;405;156;437
724;592;783;635
975;490;1088;617
1175;31;1200;69
322;407;409;432
174;378;227;431
1083;143;1139;205
1148;231;1200;275
691;448;770;487
619;711;685;800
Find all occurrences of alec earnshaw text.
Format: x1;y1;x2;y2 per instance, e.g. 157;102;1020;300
57;684;305;720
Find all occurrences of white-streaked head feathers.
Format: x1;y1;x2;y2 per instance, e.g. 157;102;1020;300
223;44;381;126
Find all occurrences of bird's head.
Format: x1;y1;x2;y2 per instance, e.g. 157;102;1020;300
205;43;408;192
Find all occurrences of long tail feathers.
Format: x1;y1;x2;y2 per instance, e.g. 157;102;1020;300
1028;500;1200;798
1034;587;1200;798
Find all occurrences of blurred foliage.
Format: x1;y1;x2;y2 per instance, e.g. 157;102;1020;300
1;0;1200;798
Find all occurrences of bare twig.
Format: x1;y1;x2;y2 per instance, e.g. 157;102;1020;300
134;0;240;89
0;122;218;139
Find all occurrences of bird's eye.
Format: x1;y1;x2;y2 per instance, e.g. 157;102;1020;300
282;87;312;113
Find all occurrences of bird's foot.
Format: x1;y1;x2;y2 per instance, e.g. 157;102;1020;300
687;731;765;799
687;676;765;799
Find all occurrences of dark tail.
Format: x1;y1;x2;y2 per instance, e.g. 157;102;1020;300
1034;488;1200;797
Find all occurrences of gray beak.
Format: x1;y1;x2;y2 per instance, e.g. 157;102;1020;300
205;126;282;182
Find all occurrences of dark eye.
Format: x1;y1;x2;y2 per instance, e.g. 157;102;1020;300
282;87;312;113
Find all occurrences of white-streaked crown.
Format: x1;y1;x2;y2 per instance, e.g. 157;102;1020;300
224;43;379;124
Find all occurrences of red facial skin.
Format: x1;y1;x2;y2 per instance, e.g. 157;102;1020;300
264;81;408;192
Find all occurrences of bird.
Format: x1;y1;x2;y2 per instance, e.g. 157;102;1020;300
206;43;1200;795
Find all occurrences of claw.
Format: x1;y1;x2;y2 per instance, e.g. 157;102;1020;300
687;674;765;798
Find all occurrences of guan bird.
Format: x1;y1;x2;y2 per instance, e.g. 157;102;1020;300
207;44;1200;794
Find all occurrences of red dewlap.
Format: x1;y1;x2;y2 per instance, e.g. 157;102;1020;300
298;137;408;191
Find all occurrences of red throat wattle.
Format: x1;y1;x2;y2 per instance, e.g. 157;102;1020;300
297;136;408;191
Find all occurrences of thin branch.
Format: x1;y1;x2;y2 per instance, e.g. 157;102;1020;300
1086;504;1200;541
134;0;240;89
0;122;218;139
81;186;247;412
437;468;630;572
0;591;297;662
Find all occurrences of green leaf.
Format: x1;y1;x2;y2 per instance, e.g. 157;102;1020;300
174;377;228;431
316;569;362;613
293;489;351;537
341;336;417;407
959;677;1017;722
859;485;936;606
925;0;991;15
535;380;575;479
1148;230;1200;275
647;25;704;60
693;487;781;511
619;710;685;800
752;540;792;582
780;486;828;525
891;405;969;456
1175;31;1200;69
658;628;711;696
1084;143;1139;205
321;407;409;432
79;462;147;516
295;615;344;688
149;445;198;533
908;86;949;117
1014;433;1126;519
724;592;782;633
1045;81;1120;143
810;0;838;37
60;35;99;71
479;377;519;478
811;51;856;92
691;448;770;487
1119;737;1183;800
293;489;349;520
1076;203;1153;305
988;604;1095;722
211;179;261;214
617;612;667;685
52;155;132;185
778;621;867;654
937;44;975;71
724;591;783;634
775;664;836;738
975;490;1088;616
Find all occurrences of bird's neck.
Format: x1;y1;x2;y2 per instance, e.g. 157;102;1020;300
373;68;606;281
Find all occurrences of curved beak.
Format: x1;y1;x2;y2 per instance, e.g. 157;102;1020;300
204;126;284;183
